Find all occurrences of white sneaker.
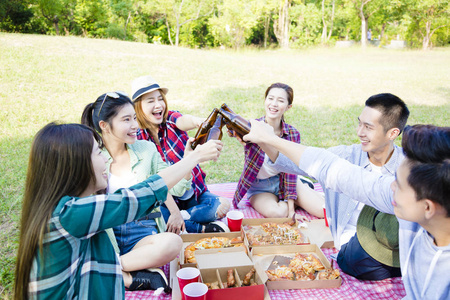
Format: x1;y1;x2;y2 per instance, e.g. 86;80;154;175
180;210;191;220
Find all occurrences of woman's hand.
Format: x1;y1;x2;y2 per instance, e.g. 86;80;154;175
186;138;223;163
166;211;186;234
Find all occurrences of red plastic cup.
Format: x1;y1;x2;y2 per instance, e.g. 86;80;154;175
323;205;329;227
227;210;244;231
183;282;208;300
177;267;200;300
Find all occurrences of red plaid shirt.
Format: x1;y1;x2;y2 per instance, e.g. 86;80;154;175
137;110;207;200
233;116;301;208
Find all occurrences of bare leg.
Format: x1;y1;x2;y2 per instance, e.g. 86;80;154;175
120;232;182;272
295;179;325;218
249;193;288;218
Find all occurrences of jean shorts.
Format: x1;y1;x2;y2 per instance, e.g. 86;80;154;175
246;175;280;199
113;217;158;255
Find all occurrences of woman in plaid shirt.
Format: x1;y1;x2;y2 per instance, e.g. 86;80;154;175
14;122;222;299
132;75;230;233
233;83;324;218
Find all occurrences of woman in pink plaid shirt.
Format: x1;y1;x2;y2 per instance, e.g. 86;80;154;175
233;83;324;218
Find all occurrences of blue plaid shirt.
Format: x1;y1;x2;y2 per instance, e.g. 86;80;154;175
28;175;168;299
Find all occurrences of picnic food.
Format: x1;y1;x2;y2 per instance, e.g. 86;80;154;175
205;281;220;289
244;221;307;246
265;253;338;281
243;268;256;286
184;236;244;263
227;269;236;287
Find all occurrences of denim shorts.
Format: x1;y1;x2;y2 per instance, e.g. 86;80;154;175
247;175;280;199
113;217;158;255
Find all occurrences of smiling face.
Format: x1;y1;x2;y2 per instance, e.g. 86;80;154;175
391;159;425;222
140;89;167;126
357;106;395;156
264;87;291;122
101;103;138;146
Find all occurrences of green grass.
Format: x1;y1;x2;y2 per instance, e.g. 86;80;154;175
0;33;449;297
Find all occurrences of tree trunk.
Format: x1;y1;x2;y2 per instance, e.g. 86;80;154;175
274;0;290;48
165;17;174;46
360;12;367;47
321;0;327;44
327;0;335;40
53;15;59;35
380;22;386;41
422;20;431;50
264;15;269;48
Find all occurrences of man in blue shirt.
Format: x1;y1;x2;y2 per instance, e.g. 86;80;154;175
298;93;410;280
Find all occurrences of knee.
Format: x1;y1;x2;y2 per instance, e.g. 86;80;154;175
159;232;183;255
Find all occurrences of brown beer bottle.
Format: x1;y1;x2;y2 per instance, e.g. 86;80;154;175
206;114;224;141
219;103;251;140
191;108;219;149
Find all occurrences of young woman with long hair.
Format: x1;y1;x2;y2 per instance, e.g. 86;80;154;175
132;75;230;233
14;122;222;299
233;82;324;218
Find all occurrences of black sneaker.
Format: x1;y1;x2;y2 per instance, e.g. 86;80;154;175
128;268;171;293
203;221;230;233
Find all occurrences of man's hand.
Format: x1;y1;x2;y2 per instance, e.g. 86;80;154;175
243;120;276;144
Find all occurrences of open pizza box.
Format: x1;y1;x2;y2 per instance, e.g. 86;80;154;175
179;232;246;268
171;249;270;300
241;217;310;251
251;244;341;290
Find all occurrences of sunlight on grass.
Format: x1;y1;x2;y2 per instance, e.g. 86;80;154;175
0;33;449;296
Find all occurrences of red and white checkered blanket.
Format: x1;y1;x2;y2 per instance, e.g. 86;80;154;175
126;182;406;300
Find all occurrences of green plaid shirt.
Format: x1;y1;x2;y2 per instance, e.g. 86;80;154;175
28;175;168;299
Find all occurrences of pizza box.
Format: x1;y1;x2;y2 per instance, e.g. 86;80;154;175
241;218;310;250
179;232;246;268
251;244;341;290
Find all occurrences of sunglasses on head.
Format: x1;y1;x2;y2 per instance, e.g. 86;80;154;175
97;91;129;117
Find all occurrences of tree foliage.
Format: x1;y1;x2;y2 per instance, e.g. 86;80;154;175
1;0;448;49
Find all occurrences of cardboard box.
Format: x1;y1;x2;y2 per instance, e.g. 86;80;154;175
197;250;270;300
171;249;270;300
241;218;310;250
251;244;341;289
179;232;246;268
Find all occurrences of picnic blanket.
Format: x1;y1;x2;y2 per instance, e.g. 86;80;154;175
126;182;406;300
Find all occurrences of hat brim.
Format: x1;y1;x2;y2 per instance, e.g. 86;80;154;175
132;85;168;102
356;205;400;268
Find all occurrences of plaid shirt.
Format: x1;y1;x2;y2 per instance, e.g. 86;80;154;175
137;110;207;201
233;117;301;208
28;176;168;299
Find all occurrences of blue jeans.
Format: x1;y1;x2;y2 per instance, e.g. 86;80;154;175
113;215;159;255
337;234;402;280
161;190;221;233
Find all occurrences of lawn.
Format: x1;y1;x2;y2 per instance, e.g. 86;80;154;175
0;33;449;296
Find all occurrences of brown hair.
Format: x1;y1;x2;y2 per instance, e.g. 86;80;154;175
264;83;294;105
15;123;101;300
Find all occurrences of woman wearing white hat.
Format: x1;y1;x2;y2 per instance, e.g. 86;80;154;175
132;75;230;233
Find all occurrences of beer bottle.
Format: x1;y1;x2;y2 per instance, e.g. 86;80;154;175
206;114;224;141
218;103;251;140
191;108;219;149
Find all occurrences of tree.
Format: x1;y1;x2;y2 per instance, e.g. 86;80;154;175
321;0;336;44
208;0;260;48
144;0;216;46
352;0;381;47
406;0;449;50
290;2;322;47
274;0;291;48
